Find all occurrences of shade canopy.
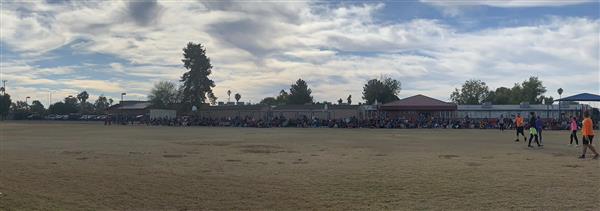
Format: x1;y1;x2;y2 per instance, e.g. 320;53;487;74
556;93;600;102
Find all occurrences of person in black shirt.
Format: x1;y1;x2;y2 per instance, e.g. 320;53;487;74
527;112;542;148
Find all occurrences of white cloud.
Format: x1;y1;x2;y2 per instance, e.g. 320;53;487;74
0;1;598;104
421;0;593;8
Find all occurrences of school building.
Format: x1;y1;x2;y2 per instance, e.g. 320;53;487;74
456;103;590;119
108;96;594;121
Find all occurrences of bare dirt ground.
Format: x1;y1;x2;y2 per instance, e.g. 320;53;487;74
0;121;599;210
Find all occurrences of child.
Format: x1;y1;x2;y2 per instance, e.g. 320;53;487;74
569;116;579;147
535;116;543;145
514;114;525;142
499;115;505;132
528;112;542;148
579;111;599;159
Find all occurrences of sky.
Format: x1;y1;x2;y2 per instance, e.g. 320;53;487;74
1;0;599;106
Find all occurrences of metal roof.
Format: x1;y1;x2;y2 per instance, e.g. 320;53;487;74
557;93;600;102
117;102;152;110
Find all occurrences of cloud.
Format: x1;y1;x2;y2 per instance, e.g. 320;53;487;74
421;0;593;8
125;0;164;26
0;1;598;104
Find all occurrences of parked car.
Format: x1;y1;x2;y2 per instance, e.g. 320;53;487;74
79;115;98;121
45;114;58;120
27;114;43;120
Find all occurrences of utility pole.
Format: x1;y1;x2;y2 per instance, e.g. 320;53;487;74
1;80;7;95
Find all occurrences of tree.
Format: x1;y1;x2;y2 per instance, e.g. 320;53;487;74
557;88;563;97
488;87;512;104
108;98;114;105
450;79;490;104
94;95;110;113
148;81;179;109
276;90;289;105
337;98;343;105
362;77;401;104
259;97;278;106
288;79;313;105
520;76;546;104
541;96;554;105
0;93;11;120
347;95;352;105
10;101;30;120
49;102;78;115
180;42;217;107
227;90;231;103
234;93;241;104
30;100;45;115
76;91;89;113
65;96;78;105
49;96;78;115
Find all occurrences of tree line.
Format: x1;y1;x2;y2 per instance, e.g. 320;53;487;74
450;77;560;105
0;90;116;119
147;42;402;109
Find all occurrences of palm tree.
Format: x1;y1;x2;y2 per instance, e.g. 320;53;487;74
227;90;232;103
235;93;241;104
557;88;563;120
338;98;343;105
77;91;89;114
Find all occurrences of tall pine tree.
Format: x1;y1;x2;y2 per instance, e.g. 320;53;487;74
180;42;217;107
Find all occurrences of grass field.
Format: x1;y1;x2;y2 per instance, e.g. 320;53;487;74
0;122;598;210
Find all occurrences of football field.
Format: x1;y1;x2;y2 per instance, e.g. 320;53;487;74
0;122;598;210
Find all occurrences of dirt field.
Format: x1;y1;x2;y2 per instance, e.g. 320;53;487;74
0;122;598;210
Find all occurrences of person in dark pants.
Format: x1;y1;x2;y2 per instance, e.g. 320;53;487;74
535;116;543;145
579;111;599;159
499;115;505;132
514;114;525;142
569;116;579;147
528;112;542;148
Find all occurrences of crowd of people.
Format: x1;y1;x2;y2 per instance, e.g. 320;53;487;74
103;110;599;159
104;113;589;130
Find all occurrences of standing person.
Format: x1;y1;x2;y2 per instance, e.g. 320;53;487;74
536;116;544;145
528;112;542;148
579;111;599;159
515;114;525;142
499;115;505;132
569;116;579;147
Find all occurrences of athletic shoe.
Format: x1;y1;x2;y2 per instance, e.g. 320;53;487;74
568;144;572;146
515;139;519;142
575;145;580;148
578;155;585;159
528;145;533;148
593;154;599;160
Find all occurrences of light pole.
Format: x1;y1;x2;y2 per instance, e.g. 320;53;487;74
1;80;7;95
26;96;30;104
121;93;126;103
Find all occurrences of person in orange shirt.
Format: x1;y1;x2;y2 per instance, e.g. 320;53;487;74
579;111;598;159
514;114;525;142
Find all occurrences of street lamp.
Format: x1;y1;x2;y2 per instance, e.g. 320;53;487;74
121;92;126;103
26;96;30;104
